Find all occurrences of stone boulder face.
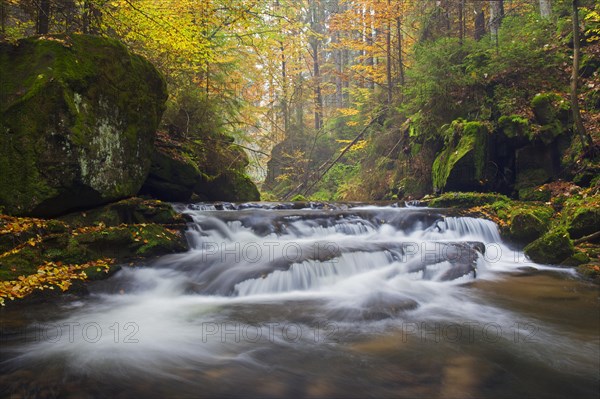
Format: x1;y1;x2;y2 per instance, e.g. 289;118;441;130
0;35;167;216
432;121;489;193
430;92;575;197
140;131;260;203
513;93;572;196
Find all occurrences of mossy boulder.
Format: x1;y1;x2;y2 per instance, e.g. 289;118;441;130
498;115;529;139
1;200;186;278
140;147;200;202
531;93;570;126
432;121;489;193
508;210;551;244
0;35;167;217
140;131;260;202
196;171;260;202
561;251;591;267
428;192;509;208
567;207;600;239
60;197;184;228
518;186;552;202
524;228;575;265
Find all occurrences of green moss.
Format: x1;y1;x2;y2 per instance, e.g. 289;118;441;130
291;194;308;202
498;115;529;138
560;195;600;239
0;35;167;216
515;168;552;191
536;120;566;144
567;208;600;239
518;186;552;202
524;227;575;265
429;192;509;208
60;198;182;228
562;251;591;267
531;93;563;125
432;120;488;192
0;247;43;280
508;210;550;243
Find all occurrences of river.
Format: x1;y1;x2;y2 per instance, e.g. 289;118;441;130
1;203;598;398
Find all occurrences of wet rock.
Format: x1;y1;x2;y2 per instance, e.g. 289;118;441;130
524;228;575;265
508;211;550;244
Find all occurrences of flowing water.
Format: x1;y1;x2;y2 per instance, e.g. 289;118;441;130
1;203;598;398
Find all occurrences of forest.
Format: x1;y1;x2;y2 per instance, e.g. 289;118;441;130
0;1;599;398
2;0;598;201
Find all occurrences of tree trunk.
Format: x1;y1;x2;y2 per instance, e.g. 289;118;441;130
490;1;504;45
540;0;552;19
396;12;404;87
313;44;323;131
37;0;50;35
458;0;465;45
571;0;593;151
280;41;289;137
386;0;393;104
366;5;374;90
474;5;485;41
0;0;6;40
309;0;323;131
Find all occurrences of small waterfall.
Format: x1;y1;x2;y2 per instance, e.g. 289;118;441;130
234;251;394;296
163;205;503;296
422;216;501;243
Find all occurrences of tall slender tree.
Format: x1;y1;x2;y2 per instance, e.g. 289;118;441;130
36;0;50;34
570;0;593;151
539;0;552;19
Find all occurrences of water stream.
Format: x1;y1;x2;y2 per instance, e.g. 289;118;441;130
1;203;598;398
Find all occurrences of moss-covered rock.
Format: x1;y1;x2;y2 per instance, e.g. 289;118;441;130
428;192;509;208
60;197;184;228
0;198;188;291
432;120;489;192
518;186;552;202
140;131;260;202
0;35;167;217
197;171;260;202
508;210;550;243
140;146;201;202
531;93;570;126
564;198;600;239
498;115;530;138
561;251;591;267
524;228;575;265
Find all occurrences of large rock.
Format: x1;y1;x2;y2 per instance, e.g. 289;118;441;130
524;228;575;265
0;35;167;216
140;131;260;202
432;121;489;193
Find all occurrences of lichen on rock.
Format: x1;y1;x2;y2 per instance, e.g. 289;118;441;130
0;34;167;217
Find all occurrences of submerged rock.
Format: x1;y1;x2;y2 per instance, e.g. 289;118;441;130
0;35;167;216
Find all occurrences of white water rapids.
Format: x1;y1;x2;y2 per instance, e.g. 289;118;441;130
0;203;598;398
